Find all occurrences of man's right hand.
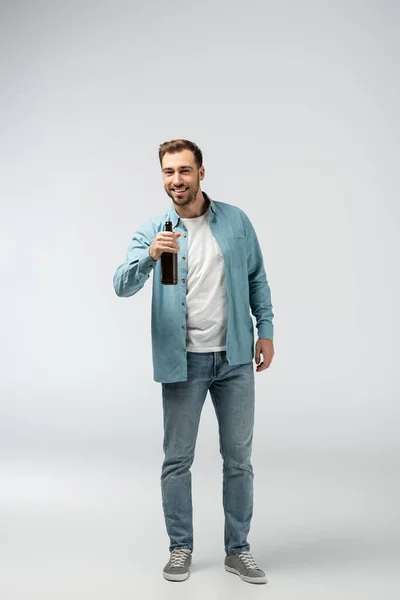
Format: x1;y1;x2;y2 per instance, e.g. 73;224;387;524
149;231;181;261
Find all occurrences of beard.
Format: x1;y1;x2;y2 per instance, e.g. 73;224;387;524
166;179;200;207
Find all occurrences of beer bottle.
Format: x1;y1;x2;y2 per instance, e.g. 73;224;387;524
161;221;178;285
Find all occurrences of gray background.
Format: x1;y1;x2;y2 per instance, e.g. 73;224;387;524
1;0;399;598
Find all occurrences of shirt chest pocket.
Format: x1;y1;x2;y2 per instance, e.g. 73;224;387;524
212;234;247;265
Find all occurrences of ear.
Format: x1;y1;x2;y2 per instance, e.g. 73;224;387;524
199;166;205;180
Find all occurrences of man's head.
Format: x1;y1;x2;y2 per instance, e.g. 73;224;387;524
159;139;205;208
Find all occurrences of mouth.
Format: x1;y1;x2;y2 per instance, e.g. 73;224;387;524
172;187;188;196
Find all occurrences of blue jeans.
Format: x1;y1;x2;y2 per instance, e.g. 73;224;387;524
161;351;255;556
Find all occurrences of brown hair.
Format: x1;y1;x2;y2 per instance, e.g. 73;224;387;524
158;139;203;170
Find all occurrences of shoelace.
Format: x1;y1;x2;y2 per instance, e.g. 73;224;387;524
170;549;190;567
237;552;260;570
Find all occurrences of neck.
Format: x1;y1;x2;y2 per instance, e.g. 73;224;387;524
174;191;209;219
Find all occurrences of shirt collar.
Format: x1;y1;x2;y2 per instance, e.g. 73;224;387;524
167;191;217;227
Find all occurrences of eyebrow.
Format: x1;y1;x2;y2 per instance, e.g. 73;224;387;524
162;165;193;172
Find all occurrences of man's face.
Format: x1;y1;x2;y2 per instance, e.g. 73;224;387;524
162;150;205;207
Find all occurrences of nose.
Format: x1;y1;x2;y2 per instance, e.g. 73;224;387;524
172;172;183;186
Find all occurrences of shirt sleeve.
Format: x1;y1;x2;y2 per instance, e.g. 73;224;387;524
113;219;157;297
241;210;274;340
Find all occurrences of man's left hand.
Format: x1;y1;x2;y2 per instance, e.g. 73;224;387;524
255;338;274;372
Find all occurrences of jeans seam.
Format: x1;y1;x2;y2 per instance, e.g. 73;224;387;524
210;388;224;457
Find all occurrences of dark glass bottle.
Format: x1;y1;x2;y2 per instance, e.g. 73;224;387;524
161;221;178;285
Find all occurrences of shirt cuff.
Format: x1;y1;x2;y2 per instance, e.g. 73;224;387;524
257;324;274;340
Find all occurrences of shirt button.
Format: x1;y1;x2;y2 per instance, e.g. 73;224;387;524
183;234;187;238
182;302;184;306
182;324;185;328
183;348;186;352
181;279;185;283
182;256;186;259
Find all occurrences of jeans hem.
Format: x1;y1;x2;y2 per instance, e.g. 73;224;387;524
170;545;193;553
225;547;250;556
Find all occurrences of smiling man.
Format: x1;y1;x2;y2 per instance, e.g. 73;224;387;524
113;139;274;585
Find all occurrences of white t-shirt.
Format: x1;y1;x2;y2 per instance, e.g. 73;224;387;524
180;206;228;352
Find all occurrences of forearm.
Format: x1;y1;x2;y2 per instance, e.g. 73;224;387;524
113;251;156;297
241;209;274;339
249;278;274;340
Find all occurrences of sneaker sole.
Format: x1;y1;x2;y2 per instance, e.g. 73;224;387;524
225;565;267;584
163;571;189;582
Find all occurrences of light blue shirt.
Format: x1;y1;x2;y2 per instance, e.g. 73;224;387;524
113;192;274;383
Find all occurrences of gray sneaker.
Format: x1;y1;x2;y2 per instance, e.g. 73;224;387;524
225;551;267;584
163;548;192;581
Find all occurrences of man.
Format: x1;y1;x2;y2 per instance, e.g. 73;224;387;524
113;139;274;584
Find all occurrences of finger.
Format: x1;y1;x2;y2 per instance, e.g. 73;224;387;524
260;360;271;370
159;239;179;248
159;232;179;238
256;362;268;372
160;244;178;253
